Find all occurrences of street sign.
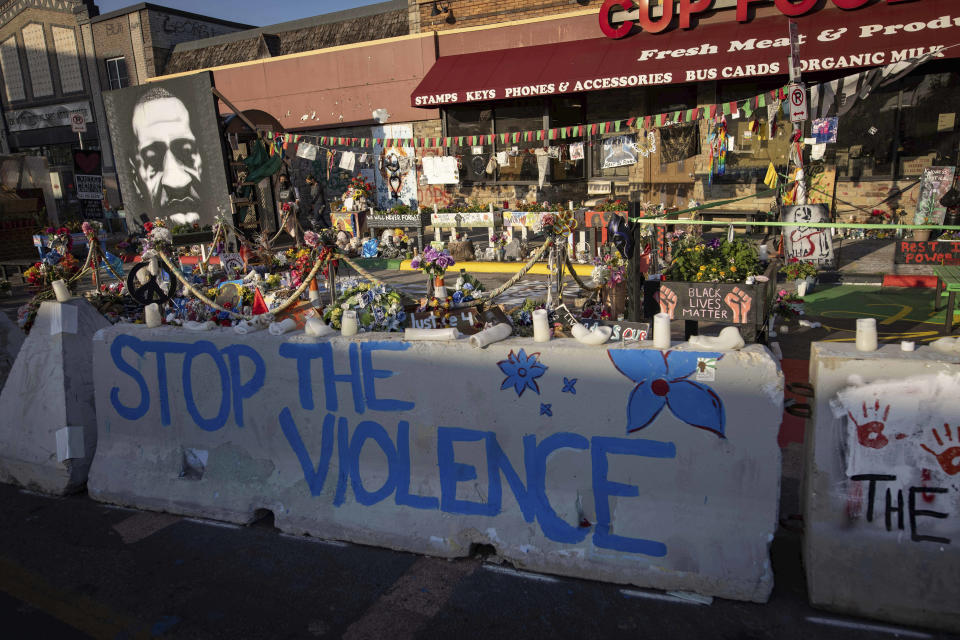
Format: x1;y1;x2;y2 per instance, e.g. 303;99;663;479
788;83;808;123
70;111;86;133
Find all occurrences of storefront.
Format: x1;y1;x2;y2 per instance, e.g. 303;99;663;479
409;0;960;215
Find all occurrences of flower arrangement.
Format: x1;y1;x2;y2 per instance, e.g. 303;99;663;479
509;299;561;338
773;289;805;319
940;230;960;240
591;199;629;212
139;219;173;255
866;208;892;224
591;249;627;287
437;201;488;213
780;258;819;281
347;176;375;200
509;201;553;212
410;246;455;278
489;232;508;248
39;226;74;255
323;282;406;332
452;272;485;305
387;204;415;216
172;222;202;235
663;237;761;283
24;252;80;289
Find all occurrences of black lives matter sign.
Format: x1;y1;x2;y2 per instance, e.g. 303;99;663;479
658;282;756;325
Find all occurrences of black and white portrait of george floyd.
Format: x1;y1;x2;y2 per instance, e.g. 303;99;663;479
104;72;230;228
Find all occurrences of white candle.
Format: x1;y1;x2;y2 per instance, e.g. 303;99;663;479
653;312;671;349
51;279;71;302
532;309;550;342
758;244;769;261
149;257;160;276
901;340;915;352
855;318;878;352
144;303;162;328
341;310;358;337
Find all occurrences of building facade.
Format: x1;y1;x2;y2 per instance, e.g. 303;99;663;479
150;0;960;222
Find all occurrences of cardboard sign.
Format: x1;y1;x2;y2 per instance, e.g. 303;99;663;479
479;305;511;327
409;308;480;334
658;282;757;325
74;174;103;200
579;318;650;343
914;166;957;226
894;240;960;266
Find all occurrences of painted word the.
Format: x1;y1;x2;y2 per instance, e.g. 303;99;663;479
851;474;951;544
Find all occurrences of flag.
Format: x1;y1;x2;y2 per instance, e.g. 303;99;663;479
763;163;779;190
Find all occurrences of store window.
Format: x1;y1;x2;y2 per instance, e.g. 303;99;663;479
445;99;586;184
106;57;128;90
896;71;960;177
714;78;794;184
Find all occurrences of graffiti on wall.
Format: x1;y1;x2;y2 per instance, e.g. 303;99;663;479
372;124;417;209
106;336;746;559
832;372;960;544
782;204;835;267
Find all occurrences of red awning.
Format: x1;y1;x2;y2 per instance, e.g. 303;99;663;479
412;0;960;107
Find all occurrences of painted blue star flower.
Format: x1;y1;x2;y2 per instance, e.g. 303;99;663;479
498;349;547;397
562;377;577;394
608;350;726;438
540;403;552;417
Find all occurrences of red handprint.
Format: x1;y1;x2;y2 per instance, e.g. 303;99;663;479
846;400;890;449
920;424;960;476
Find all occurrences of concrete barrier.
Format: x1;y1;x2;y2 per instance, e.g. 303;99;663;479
0;299;111;494
804;342;960;632
89;326;783;602
0;310;24;392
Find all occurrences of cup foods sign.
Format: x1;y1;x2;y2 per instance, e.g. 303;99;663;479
600;0;922;38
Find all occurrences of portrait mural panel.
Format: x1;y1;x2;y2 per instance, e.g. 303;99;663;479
104;72;231;228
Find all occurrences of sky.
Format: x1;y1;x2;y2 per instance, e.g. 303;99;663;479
94;0;387;28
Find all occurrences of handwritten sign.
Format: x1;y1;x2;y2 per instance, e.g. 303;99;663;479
367;211;430;228
659;282;757;325
431;212;496;228
914;167;957;226
894;240;960;266
409;308;480;334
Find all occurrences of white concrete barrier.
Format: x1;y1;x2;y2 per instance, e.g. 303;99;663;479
0;299;110;494
0;310;24;392
804;342;960;632
89;326;783;602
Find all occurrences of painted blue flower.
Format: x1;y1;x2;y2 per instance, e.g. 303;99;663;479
608;350;726;438
540;403;552;417
498;349;547;397
562;377;577;394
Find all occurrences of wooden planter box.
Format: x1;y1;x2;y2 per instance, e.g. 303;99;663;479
657;261;778;342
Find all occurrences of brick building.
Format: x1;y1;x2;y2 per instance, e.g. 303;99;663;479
149;0;960;223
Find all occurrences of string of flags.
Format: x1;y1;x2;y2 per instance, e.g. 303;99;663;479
269;86;789;153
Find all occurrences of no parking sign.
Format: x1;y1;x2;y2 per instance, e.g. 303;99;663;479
788;83;808;123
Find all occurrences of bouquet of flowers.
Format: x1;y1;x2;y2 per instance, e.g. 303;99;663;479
347;176;375;200
773;289;805;319
780;258;818;281
489;232;508;248
323;282;406;332
139;219;173;255
410;246;455;278
23;252;80;290
509;299;561;338
866;208;892;225
663;236;761;283
591;249;626;287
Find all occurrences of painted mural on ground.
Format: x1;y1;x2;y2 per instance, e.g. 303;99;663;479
90;331;782;600
831;373;960;545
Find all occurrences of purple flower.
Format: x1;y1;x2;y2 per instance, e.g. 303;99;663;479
707;238;721;249
410;257;421;269
608;349;726;437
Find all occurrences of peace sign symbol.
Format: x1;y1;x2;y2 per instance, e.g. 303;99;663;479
127;261;175;306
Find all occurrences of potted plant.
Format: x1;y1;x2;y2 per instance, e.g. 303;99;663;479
410;246;455;297
780;258;819;295
591;248;628;319
489;232;508;261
